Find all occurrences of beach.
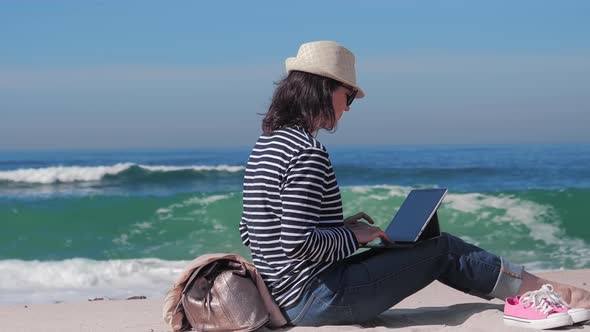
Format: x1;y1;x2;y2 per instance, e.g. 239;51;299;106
1;147;590;330
1;269;588;331
3;1;589;330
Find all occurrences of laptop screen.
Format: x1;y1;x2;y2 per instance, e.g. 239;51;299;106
385;188;447;242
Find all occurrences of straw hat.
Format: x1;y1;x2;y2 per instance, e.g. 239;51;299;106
285;41;365;98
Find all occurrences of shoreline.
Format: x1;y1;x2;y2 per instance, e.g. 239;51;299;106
0;267;577;307
1;269;588;331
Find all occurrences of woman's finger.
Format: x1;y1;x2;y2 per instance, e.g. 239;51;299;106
361;212;375;224
344;215;358;224
345;212;362;224
377;230;391;243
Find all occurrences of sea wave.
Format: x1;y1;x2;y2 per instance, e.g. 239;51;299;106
444;191;590;264
0;163;245;184
0;258;187;304
343;185;569;245
341;185;590;270
1;186;590;305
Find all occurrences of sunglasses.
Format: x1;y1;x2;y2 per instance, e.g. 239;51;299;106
342;85;358;106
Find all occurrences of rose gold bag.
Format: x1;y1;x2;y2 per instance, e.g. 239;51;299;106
180;259;269;332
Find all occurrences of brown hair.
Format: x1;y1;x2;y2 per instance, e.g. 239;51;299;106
262;70;341;135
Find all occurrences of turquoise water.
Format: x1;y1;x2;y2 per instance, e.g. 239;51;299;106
1;145;589;303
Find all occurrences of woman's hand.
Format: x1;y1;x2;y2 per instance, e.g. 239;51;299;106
344;212;391;245
344;211;375;225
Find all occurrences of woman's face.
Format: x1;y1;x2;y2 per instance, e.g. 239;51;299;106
332;85;352;122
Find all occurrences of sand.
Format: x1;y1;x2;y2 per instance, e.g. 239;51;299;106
1;269;588;332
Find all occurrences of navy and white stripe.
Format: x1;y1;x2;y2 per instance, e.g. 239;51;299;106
239;126;359;308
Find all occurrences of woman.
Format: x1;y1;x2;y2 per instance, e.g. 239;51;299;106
239;41;590;327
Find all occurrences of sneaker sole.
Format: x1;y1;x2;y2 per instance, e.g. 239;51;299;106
568;308;590;324
503;313;573;330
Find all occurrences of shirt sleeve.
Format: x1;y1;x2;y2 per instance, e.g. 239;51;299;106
239;217;250;246
279;147;359;262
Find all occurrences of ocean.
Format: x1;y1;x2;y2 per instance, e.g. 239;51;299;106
1;144;589;304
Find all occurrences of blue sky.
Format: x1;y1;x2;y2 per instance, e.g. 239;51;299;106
1;1;589;150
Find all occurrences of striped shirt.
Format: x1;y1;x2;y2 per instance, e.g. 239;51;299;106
239;126;359;308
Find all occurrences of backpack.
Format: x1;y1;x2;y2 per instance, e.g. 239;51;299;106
180;259;269;332
163;253;287;332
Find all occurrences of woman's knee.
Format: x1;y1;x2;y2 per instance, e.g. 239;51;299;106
422;232;453;254
435;232;475;254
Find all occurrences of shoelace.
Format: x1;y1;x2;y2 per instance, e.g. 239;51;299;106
537;284;571;309
520;289;557;315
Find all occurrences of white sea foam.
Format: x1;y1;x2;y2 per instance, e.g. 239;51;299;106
141;165;244;172
347;184;412;198
112;193;234;247
0;164;245;184
445;193;558;243
0;163;134;184
155;193;233;219
182;194;231;206
446;192;590;269
0;258;188;304
343;185;590;269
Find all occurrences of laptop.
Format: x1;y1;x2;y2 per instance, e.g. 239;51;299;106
363;188;447;248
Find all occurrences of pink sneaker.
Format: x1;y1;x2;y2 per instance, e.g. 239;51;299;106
504;291;573;329
537;284;590;324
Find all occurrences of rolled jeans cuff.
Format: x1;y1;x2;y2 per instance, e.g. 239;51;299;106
487;257;524;300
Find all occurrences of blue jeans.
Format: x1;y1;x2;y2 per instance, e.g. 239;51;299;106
282;233;524;326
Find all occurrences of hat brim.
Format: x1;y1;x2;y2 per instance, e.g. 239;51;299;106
285;58;365;99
